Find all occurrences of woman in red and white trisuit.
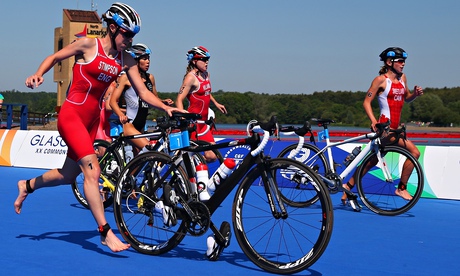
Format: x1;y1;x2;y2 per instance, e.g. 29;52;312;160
15;3;184;253
342;47;424;206
176;46;227;162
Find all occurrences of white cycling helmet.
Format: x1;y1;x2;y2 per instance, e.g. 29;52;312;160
127;43;151;59
102;2;141;34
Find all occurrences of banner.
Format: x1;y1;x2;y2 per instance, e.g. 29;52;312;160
0;129;67;169
1;130;459;200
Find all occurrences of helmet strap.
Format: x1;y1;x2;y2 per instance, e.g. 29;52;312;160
389;61;403;78
110;26;120;51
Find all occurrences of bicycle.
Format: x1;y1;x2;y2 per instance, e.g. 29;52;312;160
71;116;222;209
112;114;333;274
277;118;424;216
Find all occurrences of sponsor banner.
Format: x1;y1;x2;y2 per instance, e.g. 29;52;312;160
1;132;459;200
218;139;460;201
0;130;67;169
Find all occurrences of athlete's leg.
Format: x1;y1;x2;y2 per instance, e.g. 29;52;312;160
78;154;130;252
14;156;81;214
395;139;419;200
123;122;149;156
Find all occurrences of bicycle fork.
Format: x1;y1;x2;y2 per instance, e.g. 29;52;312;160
260;161;288;219
373;143;394;183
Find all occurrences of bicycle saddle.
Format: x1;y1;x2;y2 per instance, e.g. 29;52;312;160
311;118;335;126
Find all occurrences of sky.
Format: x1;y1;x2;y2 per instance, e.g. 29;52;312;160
1;0;459;95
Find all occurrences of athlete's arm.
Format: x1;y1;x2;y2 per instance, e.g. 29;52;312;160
210;94;227;114
403;74;423;102
104;81;117;111
176;73;195;110
150;74;173;106
25;38;95;89
364;75;385;131
110;74;129;123
124;52;183;116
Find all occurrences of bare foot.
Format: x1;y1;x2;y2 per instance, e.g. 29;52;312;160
395;189;413;200
100;230;130;252
14;180;29;214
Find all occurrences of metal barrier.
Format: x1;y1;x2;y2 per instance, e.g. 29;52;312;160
1;104;28;130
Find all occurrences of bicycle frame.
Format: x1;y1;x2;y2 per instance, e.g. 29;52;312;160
295;125;394;188
177;126;283;236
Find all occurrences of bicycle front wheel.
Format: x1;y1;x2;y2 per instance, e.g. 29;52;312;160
113;151;192;255
233;158;333;274
356;145;424;216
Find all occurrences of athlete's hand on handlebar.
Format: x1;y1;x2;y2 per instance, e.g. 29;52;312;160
164;106;187;117
373;121;391;138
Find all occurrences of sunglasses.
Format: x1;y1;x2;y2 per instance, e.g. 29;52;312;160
392;59;406;63
196;57;210;62
119;28;136;39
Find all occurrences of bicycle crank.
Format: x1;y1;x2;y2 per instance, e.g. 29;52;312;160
182;201;211;236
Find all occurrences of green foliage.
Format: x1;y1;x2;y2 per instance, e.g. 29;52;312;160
2;86;460;127
0;90;57;114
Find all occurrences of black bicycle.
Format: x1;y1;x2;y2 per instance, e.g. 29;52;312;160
112;114;333;274
71;116;222;209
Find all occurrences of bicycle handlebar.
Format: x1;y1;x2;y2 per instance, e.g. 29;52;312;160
279;121;313;137
246;115;279;156
367;121;391;140
278;121;315;158
195;116;216;137
154;112;202;132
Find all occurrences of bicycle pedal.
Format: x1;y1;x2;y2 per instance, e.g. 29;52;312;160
217;221;231;248
206;221;231;261
155;201;177;227
163;184;178;206
348;199;362;212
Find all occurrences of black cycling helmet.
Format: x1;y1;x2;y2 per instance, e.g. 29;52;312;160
126;43;151;59
379;47;408;61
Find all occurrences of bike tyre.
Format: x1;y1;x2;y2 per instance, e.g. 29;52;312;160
113;151;192;255
356;145;424;216
233;158;333;274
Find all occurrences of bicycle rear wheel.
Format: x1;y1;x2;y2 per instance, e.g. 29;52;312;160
277;143;330;206
113;151;192;255
71;139;123;209
233;158;333;274
356;145;424;216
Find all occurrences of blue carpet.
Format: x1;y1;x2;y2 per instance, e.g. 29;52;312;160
1;166;459;275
